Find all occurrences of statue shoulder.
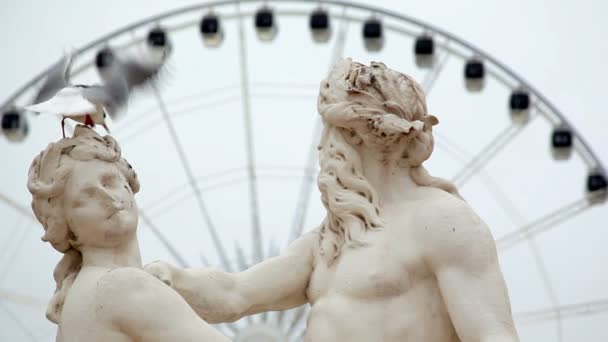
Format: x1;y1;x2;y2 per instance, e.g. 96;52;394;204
415;190;496;269
97;267;158;292
94;267;174;318
286;228;320;255
413;186;474;224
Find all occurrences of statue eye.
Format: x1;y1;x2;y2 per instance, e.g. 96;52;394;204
83;187;97;197
100;174;118;187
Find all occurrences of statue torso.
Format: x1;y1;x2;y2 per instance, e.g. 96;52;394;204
58;267;132;342
306;189;461;342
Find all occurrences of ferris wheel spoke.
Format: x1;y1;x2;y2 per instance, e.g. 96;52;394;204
120;95;242;145
215;322;238;336
287;6;349;245
236;2;264;264
151;86;232;271
286;305;309;337
0;216;25;264
515;299;608;324
142;166;245;213
293;328;306;342
199;253;211;267
142;166;302;218
421;40;451;95
526;238;564;341
0;289;46;309
471;163;565;339
497;196;594;251
114;84;239;135
147;177;248;219
451;118;531;187
276;306;287;328
0;192;36;223
0;225;30;285
139;210;190;268
234;241;249;271
267;237;279;258
290;317;307;342
0;301;39;342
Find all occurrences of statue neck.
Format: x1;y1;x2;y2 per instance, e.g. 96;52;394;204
357;144;419;205
80;234;142;269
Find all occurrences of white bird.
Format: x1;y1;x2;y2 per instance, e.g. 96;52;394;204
26;53;128;137
27;36;171;138
26;84;118;137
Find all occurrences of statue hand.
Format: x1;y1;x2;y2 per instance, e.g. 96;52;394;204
144;260;177;287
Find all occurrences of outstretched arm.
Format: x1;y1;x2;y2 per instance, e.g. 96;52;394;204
426;200;519;342
146;230;317;323
97;268;230;342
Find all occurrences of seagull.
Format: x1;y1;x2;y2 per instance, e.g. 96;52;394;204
26;53;127;138
26;42;170;138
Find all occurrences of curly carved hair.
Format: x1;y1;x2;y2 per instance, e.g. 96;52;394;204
316;59;462;264
27;125;139;324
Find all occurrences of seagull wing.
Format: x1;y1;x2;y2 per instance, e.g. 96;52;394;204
25;87;96;115
120;41;171;90
98;45;168;91
32;53;73;104
83;64;129;119
120;58;165;90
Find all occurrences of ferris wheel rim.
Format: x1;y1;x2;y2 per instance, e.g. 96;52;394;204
0;0;604;175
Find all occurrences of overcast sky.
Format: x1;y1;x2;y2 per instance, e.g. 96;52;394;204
1;0;607;341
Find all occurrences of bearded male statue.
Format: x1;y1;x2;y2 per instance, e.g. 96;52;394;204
146;59;520;342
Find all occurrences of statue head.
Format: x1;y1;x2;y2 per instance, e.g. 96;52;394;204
316;59;459;264
318;58;439;165
27;125;139;323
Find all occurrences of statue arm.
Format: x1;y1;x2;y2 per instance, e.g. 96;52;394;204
96;268;230;342
426;200;519;342
162;230;317;323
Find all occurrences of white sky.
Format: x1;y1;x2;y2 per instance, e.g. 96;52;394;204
1;0;607;341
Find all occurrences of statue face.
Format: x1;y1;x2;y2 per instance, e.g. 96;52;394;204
62;159;138;248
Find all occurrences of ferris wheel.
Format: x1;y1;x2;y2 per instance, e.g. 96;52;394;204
0;1;607;341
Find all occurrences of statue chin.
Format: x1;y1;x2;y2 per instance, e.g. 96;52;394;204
105;211;138;240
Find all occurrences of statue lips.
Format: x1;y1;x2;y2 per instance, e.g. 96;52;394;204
106;202;127;220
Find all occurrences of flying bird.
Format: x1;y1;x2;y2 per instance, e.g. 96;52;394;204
26;33;171;137
26;51;128;137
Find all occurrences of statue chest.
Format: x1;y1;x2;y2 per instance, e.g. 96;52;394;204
307;229;429;303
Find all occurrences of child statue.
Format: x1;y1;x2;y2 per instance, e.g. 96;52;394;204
28;125;228;342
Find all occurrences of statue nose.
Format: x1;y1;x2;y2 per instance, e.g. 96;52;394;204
112;199;125;210
100;189;124;209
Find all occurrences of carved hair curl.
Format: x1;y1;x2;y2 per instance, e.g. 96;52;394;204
316;59;462;264
27;125;139;324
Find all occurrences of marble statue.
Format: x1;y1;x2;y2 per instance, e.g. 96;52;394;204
146;59;520;341
28;125;228;342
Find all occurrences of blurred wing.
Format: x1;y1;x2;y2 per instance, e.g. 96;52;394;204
117;42;170;90
83;67;129;119
92;43;171;120
32;53;73;104
120;59;165;90
26;87;96;115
